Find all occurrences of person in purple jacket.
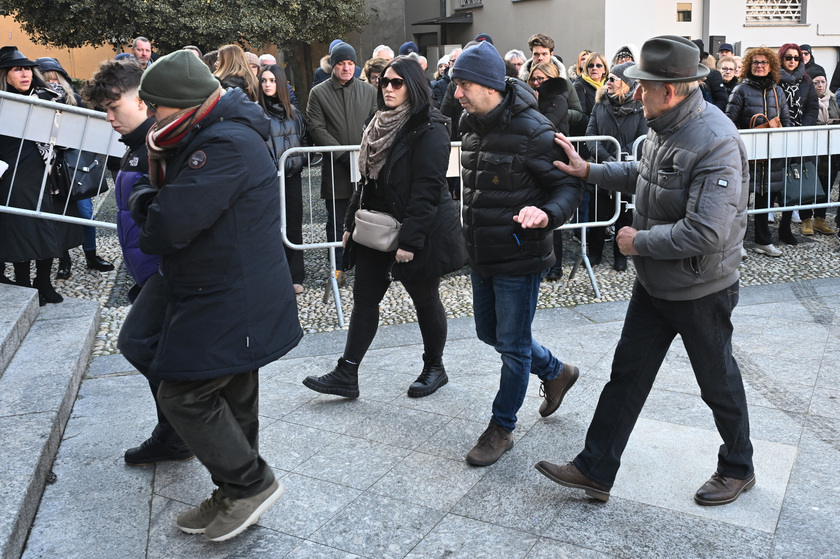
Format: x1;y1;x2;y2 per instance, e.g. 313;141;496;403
82;58;193;465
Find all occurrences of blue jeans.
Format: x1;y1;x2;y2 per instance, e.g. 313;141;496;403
471;269;564;432
76;198;96;251
574;279;753;488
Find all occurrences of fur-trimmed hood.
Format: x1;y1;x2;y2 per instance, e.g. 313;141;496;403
319;54;332;75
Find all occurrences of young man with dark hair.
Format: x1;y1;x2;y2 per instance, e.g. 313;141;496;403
83;58;194;466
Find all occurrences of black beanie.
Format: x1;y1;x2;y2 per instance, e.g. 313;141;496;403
452;41;506;92
330;43;357;66
139;50;220;108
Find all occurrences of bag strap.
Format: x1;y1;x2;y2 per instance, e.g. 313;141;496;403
772;87;779;116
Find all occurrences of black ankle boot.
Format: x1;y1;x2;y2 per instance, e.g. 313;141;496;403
408;355;448;398
56;252;72;280
34;259;62;305
85;250;115;272
779;228;798;245
302;357;360;398
124;423;194;466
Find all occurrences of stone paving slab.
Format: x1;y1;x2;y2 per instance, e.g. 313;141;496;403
21;278;840;558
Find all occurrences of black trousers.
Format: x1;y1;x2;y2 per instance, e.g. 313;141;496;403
574;280;753;487
158;370;274;500
284;173;305;284
344;244;447;365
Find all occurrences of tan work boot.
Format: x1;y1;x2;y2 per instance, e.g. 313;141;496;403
800;218;814;236
813;217;836;235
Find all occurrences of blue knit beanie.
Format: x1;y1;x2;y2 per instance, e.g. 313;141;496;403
399;41;419;56
452;41;506;91
329;39;344;53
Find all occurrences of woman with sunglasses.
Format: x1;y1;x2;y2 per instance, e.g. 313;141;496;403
584;62;647;271
725;47;792;256
573;52;609;135
303;56;465;399
258;63;310;294
0;46;82;303
527;62;570;281
777;43;824;236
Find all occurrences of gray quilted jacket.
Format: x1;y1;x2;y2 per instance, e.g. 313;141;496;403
588;88;749;301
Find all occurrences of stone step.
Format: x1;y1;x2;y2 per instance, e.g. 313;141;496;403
0;285;40;376
0;296;99;559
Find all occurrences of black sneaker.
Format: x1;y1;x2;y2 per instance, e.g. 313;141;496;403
124;427;194;466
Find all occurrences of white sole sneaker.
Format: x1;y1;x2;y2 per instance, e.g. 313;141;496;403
753;244;782;257
206;481;285;542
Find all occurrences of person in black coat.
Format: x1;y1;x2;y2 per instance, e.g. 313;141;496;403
725;47;792;255
129;51;302;541
302;56;466;400
800;44;826;81
585;62;648;271
0;46;82;304
258;63;311;293
528;61;570;281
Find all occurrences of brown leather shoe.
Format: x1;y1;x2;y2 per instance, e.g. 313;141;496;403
465;422;514;467
694;472;755;506
539;363;580;417
534;461;610;502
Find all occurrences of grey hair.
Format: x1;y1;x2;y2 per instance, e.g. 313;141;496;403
372;44;394;59
640;79;700;97
504;49;526;62
132;37;150;48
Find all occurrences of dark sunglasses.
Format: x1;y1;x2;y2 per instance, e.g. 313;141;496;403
784;55;800;62
145;100;157;112
380;77;405;90
606;76;618;83
587;63;605;69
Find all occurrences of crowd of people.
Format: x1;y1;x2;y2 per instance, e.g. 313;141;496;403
2;29;840;544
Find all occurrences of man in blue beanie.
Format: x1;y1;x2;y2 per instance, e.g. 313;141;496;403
399;41;419;56
452;41;584;467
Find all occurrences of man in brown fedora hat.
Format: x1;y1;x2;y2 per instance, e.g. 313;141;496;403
537;35;756;506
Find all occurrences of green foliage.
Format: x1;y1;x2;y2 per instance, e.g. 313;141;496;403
0;0;368;53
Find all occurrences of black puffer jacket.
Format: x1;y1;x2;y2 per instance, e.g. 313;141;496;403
130;88;302;381
585;85;647;162
264;101;310;177
430;73;450;109
345;108;466;280
459;78;584;276
536;77;570;135
725;78;791;194
779;64;819;126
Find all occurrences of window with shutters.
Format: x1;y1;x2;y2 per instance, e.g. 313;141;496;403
745;0;802;23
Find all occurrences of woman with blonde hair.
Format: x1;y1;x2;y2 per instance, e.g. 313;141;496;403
568;50;591;82
214;44;259;101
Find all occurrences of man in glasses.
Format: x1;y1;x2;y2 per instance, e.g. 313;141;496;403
451;41;584;467
518;33;585;129
307;42;377;285
545;35;755;507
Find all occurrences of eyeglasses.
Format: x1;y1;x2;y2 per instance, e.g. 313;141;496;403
720;67;736;72
529;76;547;84
369;74;381;84
784;55;800;62
145;100;157;112
587;63;605;69
606;76;618;83
751;60;769;67
380;77;405;90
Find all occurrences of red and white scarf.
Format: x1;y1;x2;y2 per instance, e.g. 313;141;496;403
146;88;222;188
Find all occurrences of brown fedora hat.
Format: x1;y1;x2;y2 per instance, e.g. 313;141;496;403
624;35;709;83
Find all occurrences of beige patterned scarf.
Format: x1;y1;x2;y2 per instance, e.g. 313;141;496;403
358;102;411;180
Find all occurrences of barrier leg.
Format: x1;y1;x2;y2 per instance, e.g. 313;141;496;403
322;246;345;328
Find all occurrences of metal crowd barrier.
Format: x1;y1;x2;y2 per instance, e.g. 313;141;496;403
279;136;623;321
0;90;124;230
